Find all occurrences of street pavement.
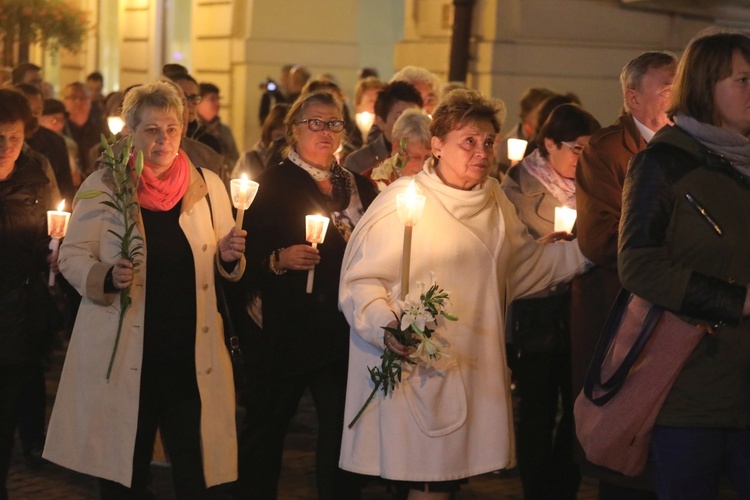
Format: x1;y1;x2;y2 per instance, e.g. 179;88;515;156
3;348;606;499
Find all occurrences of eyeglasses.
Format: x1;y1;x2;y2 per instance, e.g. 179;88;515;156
296;118;345;133
561;141;585;155
185;94;203;105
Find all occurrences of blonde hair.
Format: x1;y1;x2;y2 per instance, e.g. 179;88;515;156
121;80;184;130
283;91;344;155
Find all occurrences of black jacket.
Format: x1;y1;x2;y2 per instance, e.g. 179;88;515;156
26;126;75;202
242;159;377;377
619;124;750;427
0;151;55;365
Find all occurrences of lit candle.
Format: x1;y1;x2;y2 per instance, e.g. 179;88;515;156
395;180;426;299
305;215;330;294
230;174;260;230
47;199;71;286
507;138;528;162
107;116;125;135
554;206;577;233
355;111;375;138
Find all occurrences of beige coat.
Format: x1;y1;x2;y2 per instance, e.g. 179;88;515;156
43;160;244;487
339;168;585;481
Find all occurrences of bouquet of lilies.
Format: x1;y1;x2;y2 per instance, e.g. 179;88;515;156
348;276;458;428
76;135;143;380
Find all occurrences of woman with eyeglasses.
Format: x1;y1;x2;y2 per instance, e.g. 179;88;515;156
500;103;600;500
236;91;377;499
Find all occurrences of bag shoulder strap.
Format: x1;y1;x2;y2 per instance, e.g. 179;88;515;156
583;288;663;406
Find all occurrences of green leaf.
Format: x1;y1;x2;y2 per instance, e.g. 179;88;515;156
134;150;144;183
76;190;104;199
100;133;109;153
106;229;125;242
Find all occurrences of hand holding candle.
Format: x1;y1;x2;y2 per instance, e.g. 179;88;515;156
230;174;260;230
305;215;330;294
554;206;577;233
396;180;426;299
47;200;71;286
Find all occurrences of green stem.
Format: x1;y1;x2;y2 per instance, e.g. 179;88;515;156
348;381;381;429
105;286;130;380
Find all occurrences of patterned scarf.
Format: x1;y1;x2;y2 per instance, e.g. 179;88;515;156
288;149;352;212
674;114;750;177
135;150;190;211
521;149;577;208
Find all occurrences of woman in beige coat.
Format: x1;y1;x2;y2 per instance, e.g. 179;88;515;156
43;80;246;497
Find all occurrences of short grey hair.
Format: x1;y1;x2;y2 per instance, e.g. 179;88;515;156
121;80;184;130
390;65;442;98
392;108;431;148
620;51;677;111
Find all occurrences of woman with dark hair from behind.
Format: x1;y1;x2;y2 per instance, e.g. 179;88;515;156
619;30;750;498
501;103;600;500
232;102;289;179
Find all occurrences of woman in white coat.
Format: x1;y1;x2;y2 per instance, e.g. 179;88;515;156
43;80;246;498
339;89;586;499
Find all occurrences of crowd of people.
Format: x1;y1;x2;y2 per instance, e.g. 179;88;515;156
1;28;749;500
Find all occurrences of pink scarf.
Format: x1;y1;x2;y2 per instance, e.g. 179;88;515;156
133;151;190;211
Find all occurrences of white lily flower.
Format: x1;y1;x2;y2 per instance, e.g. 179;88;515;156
410;336;443;363
401;302;433;332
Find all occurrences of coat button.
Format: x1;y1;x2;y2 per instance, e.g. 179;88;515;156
187;209;193;215
202;326;209;333
206;367;213;374
202;283;209;291
202;244;208;251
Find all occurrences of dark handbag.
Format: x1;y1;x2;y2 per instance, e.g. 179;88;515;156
574;288;705;476
198;168;246;390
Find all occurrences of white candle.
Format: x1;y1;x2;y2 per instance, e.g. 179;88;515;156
355;111;375;138
396;180;426;299
107;116;125;135
230;174;260;230
47;200;71;286
507;138;528;162
554;206;577;233
305;215;330;294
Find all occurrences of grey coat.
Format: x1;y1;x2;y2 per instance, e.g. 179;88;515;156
343;134;389;174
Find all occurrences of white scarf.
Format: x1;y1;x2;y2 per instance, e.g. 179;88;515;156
288;149;332;181
521;149;576;209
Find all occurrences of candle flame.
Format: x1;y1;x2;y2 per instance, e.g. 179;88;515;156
406;179;417;196
57;199;66;212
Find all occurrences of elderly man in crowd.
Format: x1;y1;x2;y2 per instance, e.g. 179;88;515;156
390;65;442;115
62;82;108;178
11;63;43;92
572;50;678;500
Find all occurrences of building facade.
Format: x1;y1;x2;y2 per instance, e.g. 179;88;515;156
18;0;750;151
